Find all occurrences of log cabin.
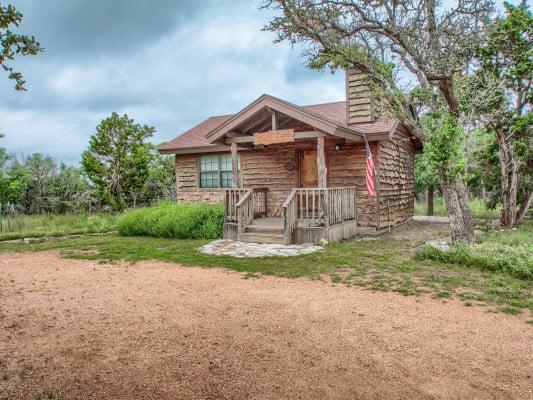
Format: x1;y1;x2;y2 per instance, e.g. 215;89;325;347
160;70;423;244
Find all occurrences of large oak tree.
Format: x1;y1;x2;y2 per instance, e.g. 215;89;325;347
263;0;494;243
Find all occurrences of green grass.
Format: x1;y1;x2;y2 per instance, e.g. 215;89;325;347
0;220;531;316
415;197;501;219
417;220;533;280
0;213;118;241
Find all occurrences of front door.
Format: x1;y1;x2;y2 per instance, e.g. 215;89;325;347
299;150;318;187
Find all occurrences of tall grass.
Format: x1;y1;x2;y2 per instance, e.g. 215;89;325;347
415;197;501;219
0;213;118;241
117;201;224;239
416;220;533;280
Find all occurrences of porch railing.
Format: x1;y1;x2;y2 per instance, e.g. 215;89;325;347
282;189;298;244
236;190;254;234
282;187;357;242
224;187;268;226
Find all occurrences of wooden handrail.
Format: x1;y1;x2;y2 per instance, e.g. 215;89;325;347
236;189;254;234
282;188;297;209
236;189;253;207
282;189;298;244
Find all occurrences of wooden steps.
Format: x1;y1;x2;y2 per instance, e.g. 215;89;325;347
238;219;285;244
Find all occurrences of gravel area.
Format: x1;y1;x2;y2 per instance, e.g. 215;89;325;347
0;252;531;400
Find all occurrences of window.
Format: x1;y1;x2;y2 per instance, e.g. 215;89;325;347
199;154;240;188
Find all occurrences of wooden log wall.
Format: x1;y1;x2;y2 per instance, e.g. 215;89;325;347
377;125;415;229
173;136;391;229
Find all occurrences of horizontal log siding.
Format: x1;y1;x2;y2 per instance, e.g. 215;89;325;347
174;138;381;226
377;126;415;229
175;154;226;203
242;139;313;216
328;141;378;227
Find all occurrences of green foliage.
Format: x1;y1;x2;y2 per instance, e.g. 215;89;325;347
0;3;43;90
414;153;440;194
141;144;176;204
51;163;95;213
0;213;118;241
0;144;28;206
422;113;466;180
117;201;224;239
416;221;533;280
414;197;501;219
82;113;154;211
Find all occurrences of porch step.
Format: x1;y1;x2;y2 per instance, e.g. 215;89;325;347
238;232;285;244
244;224;284;235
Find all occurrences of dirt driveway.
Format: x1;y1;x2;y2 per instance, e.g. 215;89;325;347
1;252;531;400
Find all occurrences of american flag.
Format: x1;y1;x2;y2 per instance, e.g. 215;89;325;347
365;141;375;196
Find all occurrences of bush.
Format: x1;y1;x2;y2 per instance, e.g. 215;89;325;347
416;242;533;280
117;201;224;239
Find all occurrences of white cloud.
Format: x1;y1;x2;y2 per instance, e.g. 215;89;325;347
0;0;345;164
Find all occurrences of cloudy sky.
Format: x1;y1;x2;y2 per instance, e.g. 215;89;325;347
0;0;345;164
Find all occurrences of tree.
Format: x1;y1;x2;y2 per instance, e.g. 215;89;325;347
141;144;176;205
414;152;440;216
0;3;43;90
263;0;494;242
17;153;57;214
81;113;154;211
51;163;94;213
0;136;28;211
460;2;532;227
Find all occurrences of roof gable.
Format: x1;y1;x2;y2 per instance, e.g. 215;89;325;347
159;96;408;154
205;94;363;143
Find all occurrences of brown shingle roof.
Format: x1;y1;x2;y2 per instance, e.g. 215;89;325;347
160;100;398;152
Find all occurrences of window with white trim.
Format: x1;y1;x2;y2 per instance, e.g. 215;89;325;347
199;154;240;188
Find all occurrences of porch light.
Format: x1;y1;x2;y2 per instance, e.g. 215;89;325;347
335;144;341;151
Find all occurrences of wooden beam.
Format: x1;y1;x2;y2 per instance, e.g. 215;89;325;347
317;136;327;188
230;140;239;188
271;110;277;131
294;130;326;139
224;130;325;145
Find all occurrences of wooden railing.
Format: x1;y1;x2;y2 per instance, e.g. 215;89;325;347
224;187;269;227
282;189;298;244
236;189;254;234
224;189;248;223
327;187;357;225
282;187;357;239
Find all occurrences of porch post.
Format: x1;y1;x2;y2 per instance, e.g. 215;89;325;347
317;136;327;188
230;139;239;188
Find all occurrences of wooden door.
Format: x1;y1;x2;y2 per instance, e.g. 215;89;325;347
299;150;318;187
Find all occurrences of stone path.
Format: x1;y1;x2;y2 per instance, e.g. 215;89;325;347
200;239;322;258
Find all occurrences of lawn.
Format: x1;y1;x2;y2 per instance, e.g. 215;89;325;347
415;197;501;219
1;220;531;317
0;213;118;241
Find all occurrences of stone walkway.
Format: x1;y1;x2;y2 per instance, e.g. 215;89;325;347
200;239;322;258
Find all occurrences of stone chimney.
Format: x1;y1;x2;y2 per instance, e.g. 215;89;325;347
346;69;375;124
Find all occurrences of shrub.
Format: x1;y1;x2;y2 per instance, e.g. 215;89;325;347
117;201;224;239
416;242;533;280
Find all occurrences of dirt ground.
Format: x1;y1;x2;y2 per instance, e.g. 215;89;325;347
0;252;531;400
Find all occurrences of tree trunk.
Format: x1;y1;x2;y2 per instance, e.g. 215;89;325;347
427;186;434;216
515;190;532;227
498;131;512;227
439;168;475;243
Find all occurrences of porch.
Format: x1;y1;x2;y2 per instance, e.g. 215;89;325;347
223;187;358;244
